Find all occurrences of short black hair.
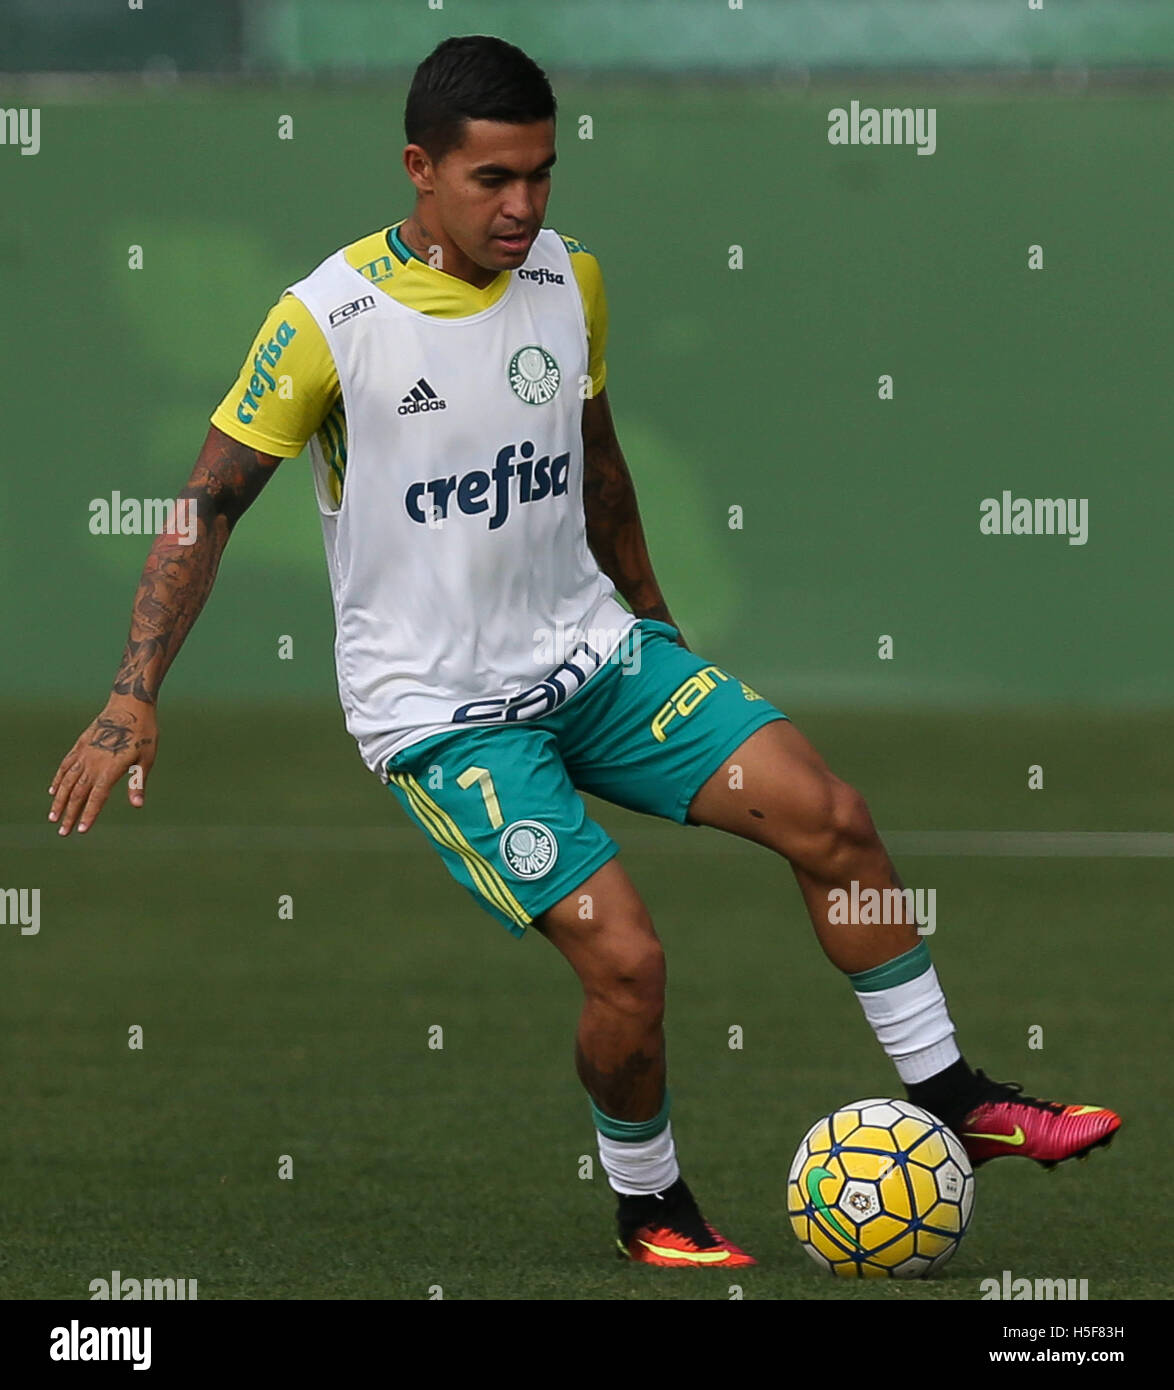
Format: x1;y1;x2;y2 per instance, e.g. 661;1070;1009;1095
405;35;556;164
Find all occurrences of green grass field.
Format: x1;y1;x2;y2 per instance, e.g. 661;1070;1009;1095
3;702;1170;1300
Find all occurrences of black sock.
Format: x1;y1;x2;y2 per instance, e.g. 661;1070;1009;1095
617;1178;711;1244
616;1175;688;1213
905;1056;984;1125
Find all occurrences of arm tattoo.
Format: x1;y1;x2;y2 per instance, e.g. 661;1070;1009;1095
580;392;675;626
112;427;280;704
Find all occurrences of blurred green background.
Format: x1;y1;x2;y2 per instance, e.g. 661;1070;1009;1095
2;0;1171;1306
1;5;1171;708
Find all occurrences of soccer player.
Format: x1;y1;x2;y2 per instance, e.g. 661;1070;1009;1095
49;36;1119;1267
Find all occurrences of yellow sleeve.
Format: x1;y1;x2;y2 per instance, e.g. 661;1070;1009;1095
210;293;339;458
562;235;608;397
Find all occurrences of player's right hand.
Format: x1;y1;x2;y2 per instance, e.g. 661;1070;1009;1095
48;697;159;836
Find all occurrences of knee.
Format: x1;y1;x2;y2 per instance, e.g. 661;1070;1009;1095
808;775;880;872
828;777;877;846
584;914;666;1018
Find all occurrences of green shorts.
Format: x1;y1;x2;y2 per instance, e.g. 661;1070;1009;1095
384;619;788;938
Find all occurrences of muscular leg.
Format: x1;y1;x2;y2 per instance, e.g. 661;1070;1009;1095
534;856;666;1123
535;856;755;1256
688;719;919;972
681;717;1124;1168
686;717;974;1110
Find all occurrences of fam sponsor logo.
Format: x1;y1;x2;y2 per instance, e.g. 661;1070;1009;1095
827;880;936;936
89;494;196;545
980;492;1088;546
828;100;936;156
329;294;375;327
651;665;763;743
235;320;297;424
49;1321;151;1371
452;637;610;726
404;441;570;531
517;267;565;286
0;106;40;155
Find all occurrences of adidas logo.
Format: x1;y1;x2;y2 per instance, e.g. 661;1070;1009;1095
397;378;447;415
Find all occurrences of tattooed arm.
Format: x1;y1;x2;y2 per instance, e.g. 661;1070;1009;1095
580;388;686;646
49;425;282;835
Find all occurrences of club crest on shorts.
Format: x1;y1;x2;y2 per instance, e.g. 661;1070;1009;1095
499;820;559;879
507;345;560;405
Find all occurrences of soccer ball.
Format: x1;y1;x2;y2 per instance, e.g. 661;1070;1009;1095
787;1098;974;1278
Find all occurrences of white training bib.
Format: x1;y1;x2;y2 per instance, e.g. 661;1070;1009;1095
285;230;636;778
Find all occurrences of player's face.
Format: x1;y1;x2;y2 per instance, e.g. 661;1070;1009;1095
428;119;556;278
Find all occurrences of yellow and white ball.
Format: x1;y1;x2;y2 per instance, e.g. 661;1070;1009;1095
787;1098;974;1278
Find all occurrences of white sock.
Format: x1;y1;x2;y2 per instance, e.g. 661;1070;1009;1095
854;965;960;1085
597;1121;681;1196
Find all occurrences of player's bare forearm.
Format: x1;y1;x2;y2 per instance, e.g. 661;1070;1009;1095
581;389;685;645
49;425;280;835
112;426;280;705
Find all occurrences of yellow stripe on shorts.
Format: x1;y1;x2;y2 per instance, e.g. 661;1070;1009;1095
391;772;531;928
